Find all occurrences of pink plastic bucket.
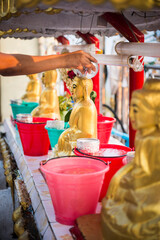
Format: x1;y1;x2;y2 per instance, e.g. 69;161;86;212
97;114;116;147
16;117;53;156
74;144;132;201
40;156;109;225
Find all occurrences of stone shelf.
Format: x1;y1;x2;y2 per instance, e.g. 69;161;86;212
4;119;111;240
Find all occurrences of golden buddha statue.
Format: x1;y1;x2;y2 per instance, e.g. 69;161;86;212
57;76;97;156
21;74;41;102
31;70;60;120
101;78;160;240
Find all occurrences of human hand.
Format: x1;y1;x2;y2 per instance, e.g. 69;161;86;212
64;50;97;74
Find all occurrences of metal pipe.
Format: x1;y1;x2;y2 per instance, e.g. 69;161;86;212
54;44;128;66
53;44;96;54
145;65;160;71
93;54;128;66
116;42;160;57
101;12;144;148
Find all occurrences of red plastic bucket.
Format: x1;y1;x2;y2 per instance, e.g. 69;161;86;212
16;117;53;156
74;144;132;201
97;114;116;147
40;156;109;225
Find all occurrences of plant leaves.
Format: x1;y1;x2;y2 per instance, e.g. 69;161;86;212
64;109;72;122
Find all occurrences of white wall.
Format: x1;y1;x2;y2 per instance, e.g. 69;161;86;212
0;38;39;121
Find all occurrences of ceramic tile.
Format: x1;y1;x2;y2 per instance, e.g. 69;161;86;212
51;223;73;240
30;184;40;211
15;153;24;169
42;200;56;223
34;202;49;236
26;176;34;193
19;156;27;173
36;183;51;201
43;226;55;240
10;142;18;155
25;157;42;170
25;154;48;162
13;146;23;163
32;169;46;186
21;165;31;184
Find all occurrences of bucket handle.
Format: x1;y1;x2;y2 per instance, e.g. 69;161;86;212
73;147;112;163
40;155;110;166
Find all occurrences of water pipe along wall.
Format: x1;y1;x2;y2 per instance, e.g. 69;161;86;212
115;42;160;57
101;12;144;148
53;43;96;53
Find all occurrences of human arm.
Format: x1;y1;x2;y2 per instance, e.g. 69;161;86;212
0;51;97;76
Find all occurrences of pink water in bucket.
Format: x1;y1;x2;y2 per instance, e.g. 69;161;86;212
40;156;109;225
74;144;131;201
97;114;116;147
16;117;53;156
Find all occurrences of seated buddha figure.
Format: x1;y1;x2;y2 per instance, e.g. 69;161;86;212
31;70;60;120
57;76;97;156
21;74;41;102
101;78;160;240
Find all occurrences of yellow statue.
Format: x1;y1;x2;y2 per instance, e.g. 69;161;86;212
101;78;160;240
31;70;60;120
21;74;41;102
57;77;97;156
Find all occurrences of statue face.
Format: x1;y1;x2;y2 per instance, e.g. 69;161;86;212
71;78;83;102
130;97;155;130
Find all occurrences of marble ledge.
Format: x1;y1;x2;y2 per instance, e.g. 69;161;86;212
3;118;72;240
3;118;112;239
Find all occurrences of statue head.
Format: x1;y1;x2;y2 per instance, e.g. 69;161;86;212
70;77;93;102
130;78;160;131
27;74;38;81
41;70;57;87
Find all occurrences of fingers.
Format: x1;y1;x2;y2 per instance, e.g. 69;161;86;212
86;63;96;72
77;64;95;74
85;52;97;64
77;65;84;74
82;52;97;73
77;66;86;74
66;50;98;74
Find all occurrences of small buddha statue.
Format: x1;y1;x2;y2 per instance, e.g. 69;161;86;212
57;76;97;156
101;78;160;240
31;70;60;120
21;74;41;102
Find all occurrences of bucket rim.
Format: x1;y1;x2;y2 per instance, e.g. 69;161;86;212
40;156;110;177
97;116;116;124
74;144;132;159
16;120;46;125
45;126;65;131
15;117;53;125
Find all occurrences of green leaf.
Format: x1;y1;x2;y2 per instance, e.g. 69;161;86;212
64;109;72;122
90;91;97;103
